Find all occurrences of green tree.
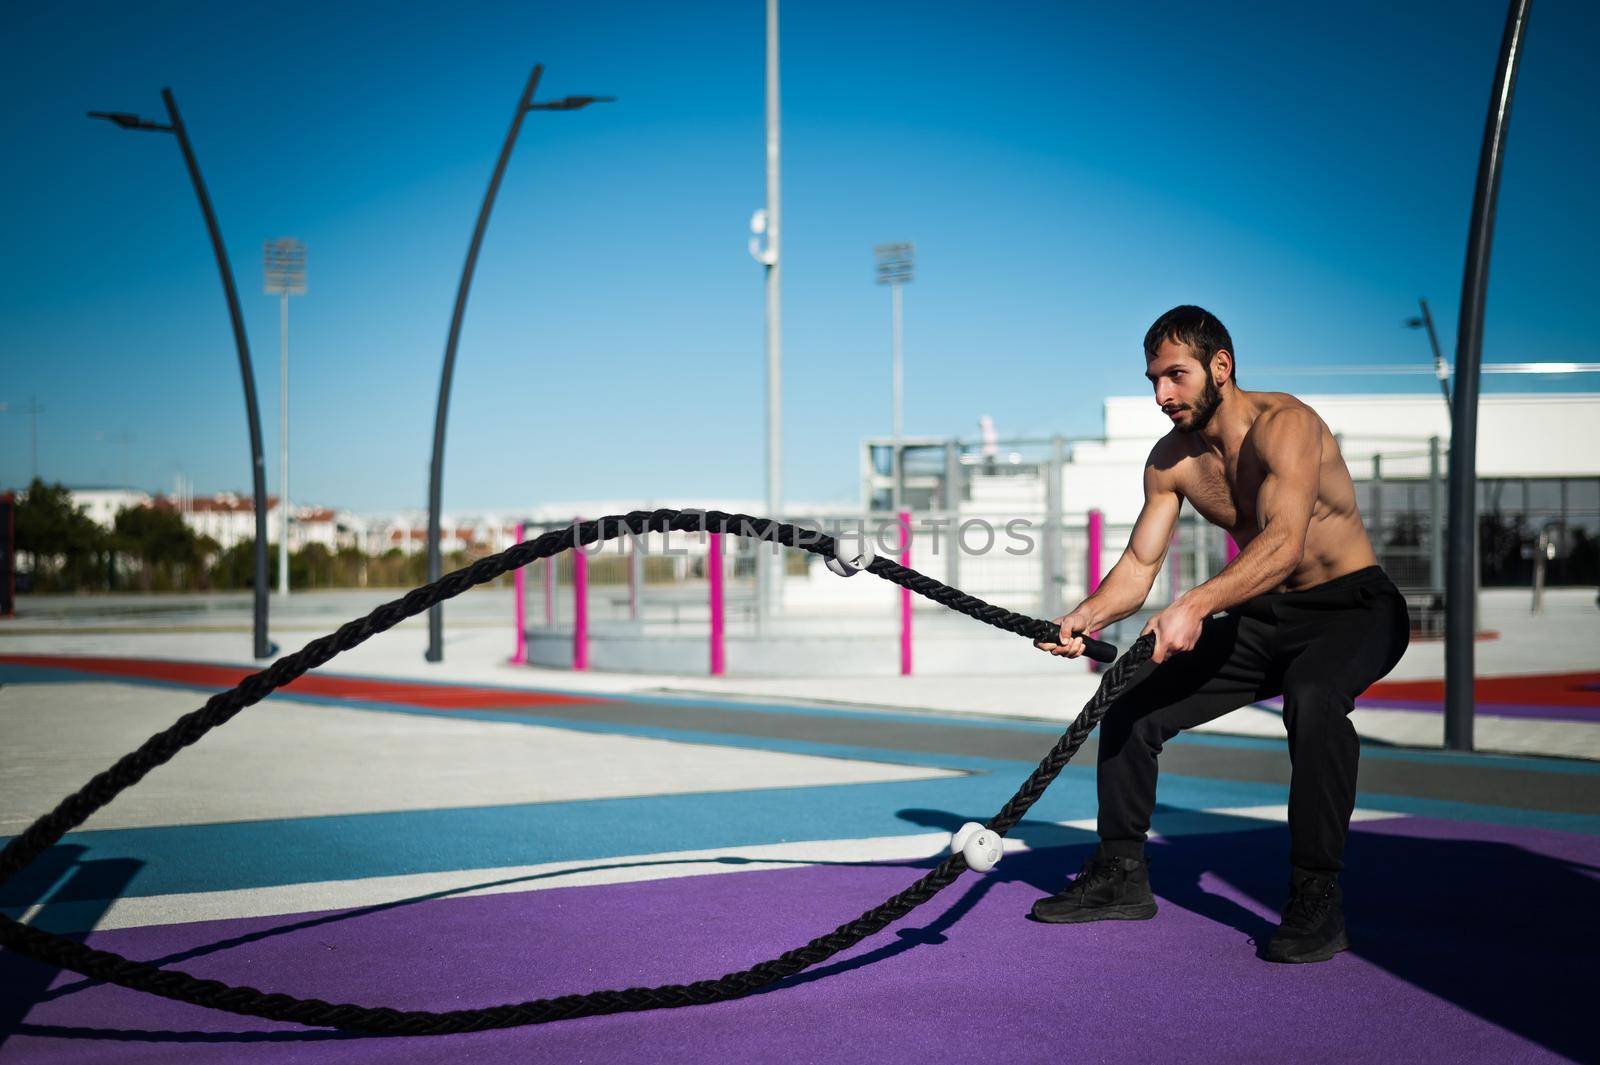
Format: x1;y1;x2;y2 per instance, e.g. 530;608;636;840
210;539;259;590
290;542;334;589
113;504;202;590
13;479;106;590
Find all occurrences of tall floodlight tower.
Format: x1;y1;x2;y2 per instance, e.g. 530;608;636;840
264;238;306;597
874;243;914;508
747;0;783;626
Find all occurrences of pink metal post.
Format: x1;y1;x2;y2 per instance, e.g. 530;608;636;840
898;511;913;676
1087;509;1105;671
709;531;726;675
511;521;527;664
1226;535;1241;564
572;516;589;671
1087;509;1105;593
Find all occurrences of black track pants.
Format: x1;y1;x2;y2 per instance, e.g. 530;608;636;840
1096;565;1411;875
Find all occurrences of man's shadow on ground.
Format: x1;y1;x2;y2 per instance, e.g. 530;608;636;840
899;806;1598;1065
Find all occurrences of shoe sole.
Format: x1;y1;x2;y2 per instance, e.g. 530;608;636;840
1031;901;1158;925
1263;930;1350;964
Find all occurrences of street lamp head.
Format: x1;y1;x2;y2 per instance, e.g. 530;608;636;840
1402;317;1424;330
528;94;617;112
87;110;173;133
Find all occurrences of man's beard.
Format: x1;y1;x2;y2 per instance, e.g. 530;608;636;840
1175;375;1222;434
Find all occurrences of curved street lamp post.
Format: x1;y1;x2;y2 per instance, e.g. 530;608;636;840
89;90;272;658
425;66;614;662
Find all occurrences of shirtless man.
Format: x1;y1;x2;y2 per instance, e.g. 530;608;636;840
1031;305;1410;963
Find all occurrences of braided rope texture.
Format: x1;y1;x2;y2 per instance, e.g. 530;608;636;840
0;509;1155;1034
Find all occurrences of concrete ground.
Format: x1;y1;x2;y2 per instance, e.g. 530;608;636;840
3;584;1595;759
1;583;1596;1061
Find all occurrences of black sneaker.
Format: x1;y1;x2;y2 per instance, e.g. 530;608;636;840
1031;852;1157;924
1263;871;1348;963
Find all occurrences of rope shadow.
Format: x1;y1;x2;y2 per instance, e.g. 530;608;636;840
8;850;946;1045
0;847;140;1050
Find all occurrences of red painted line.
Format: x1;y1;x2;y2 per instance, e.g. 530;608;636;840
0;655;603;709
1363;671;1600;708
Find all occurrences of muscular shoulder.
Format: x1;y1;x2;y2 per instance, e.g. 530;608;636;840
1144;433;1199;492
1249;395;1324;463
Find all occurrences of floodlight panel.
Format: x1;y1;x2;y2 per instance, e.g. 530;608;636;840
264;237;307;295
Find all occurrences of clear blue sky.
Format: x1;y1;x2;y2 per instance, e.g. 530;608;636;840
2;0;1596;512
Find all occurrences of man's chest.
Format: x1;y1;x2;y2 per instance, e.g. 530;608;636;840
1176;449;1267;530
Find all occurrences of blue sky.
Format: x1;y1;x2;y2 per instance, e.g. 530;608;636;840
2;0;1596;512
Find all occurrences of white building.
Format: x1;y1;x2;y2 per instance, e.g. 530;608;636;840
1065;393;1600;523
859;393;1600;608
65;489;369;554
358;513;521;557
67;488;152;528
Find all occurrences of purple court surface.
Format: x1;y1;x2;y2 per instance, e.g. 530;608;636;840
2;659;1597;1064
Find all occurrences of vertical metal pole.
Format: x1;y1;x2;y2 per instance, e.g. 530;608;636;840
543;551;555;626
943;440;960;508
162;88;270;659
573;516;589;671
1042;441;1062;617
511;521;527;664
1371;454;1384;568
890;282;903;511
278;288;290;597
709;531;726;675
1087;510;1104;596
1418;298;1452;415
1447;0;1531;752
758;0;783;630
1087;508;1105;672
427;65;544;662
898;510;912;676
629;528;643;621
1430;436;1445;593
941;439;958;585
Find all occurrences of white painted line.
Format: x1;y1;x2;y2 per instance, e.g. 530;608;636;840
71;806;1404;932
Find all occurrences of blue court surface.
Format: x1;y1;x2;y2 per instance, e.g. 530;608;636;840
1;655;1596;1063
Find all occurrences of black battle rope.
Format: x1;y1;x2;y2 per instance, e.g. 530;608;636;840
0;509;1155;1035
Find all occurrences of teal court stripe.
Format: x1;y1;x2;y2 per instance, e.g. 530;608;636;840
5;752;1597;910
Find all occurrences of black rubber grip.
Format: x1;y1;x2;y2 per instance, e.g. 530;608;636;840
1072;631;1118;664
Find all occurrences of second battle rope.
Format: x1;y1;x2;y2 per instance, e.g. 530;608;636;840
0;509;1155;1035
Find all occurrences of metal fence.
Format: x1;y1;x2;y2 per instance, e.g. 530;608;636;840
515;434;1600;672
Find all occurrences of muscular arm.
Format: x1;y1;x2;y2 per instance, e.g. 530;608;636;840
1183;408;1322;616
1073;459;1181;630
1037;452;1180;657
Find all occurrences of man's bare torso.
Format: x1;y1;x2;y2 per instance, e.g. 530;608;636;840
1152;391;1377;592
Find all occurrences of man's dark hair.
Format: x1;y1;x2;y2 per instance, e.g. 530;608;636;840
1143;305;1237;385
